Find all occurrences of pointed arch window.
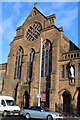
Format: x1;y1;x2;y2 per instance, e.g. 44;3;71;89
28;48;35;83
45;39;52;77
14;46;24;80
41;39;52;77
61;65;64;78
66;64;69;78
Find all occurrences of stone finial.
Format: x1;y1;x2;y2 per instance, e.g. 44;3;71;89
59;27;64;32
34;2;37;8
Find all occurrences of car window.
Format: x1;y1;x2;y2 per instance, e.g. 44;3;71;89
29;106;44;111
36;107;41;111
30;106;35;110
1;100;6;106
6;100;16;106
35;107;44;111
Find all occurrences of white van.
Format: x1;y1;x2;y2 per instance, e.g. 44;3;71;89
0;96;20;116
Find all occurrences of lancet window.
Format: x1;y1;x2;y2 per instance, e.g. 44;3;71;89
14;46;24;79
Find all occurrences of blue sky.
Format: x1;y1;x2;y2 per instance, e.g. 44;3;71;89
0;2;79;64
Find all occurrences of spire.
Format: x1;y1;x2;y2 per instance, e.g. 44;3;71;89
34;2;37;8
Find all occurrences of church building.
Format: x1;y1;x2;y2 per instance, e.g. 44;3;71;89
1;4;80;114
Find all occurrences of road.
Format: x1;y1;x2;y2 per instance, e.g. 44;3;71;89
0;115;2;120
1;116;26;120
0;115;80;120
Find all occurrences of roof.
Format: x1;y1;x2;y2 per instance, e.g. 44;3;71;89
0;96;14;100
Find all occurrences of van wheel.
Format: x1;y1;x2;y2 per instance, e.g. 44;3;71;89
25;113;31;120
3;111;8;117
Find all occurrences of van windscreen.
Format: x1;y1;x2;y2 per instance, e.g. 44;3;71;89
6;100;16;106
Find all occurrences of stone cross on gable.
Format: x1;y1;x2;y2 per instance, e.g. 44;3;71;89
34;2;37;8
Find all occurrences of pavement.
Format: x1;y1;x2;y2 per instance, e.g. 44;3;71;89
63;116;80;120
0;115;80;120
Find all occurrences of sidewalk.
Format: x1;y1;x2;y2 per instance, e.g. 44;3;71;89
63;115;80;120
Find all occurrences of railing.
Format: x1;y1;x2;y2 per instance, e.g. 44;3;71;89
62;50;80;60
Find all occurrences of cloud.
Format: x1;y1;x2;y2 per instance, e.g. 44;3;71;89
12;2;23;15
56;6;78;28
38;2;67;16
0;24;2;40
38;2;78;46
2;2;24;42
2;16;15;42
38;2;78;29
17;16;26;27
2;2;78;40
1;15;15;63
2;2;78;43
1;2;79;64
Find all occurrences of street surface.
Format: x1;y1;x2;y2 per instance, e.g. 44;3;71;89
0;115;80;120
0;115;2;120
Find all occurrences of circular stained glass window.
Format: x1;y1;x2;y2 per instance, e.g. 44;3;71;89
26;22;42;42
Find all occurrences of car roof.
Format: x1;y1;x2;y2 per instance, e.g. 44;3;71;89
0;96;14;100
30;106;42;108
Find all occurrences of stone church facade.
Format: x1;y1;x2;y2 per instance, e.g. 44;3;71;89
1;5;80;114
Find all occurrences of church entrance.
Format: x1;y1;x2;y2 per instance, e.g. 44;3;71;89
63;91;71;113
23;91;29;108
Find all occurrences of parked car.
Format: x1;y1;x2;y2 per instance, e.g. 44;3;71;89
22;106;63;120
0;96;20;116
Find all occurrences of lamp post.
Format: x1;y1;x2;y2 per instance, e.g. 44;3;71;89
38;38;43;106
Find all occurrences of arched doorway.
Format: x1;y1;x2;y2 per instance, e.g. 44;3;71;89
14;83;19;103
23;91;29;108
77;91;80;114
14;84;18;102
63;91;71;113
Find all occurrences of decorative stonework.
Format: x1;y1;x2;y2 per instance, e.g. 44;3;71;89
25;22;42;42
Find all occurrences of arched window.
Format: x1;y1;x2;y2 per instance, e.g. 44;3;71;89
78;63;80;79
45;39;52;77
61;65;64;78
41;39;52;77
66;64;69;78
14;46;24;80
28;48;35;83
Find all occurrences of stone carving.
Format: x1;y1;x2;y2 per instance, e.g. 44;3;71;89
70;65;74;78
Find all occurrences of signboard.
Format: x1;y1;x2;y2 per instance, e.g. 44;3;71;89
41;93;46;102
